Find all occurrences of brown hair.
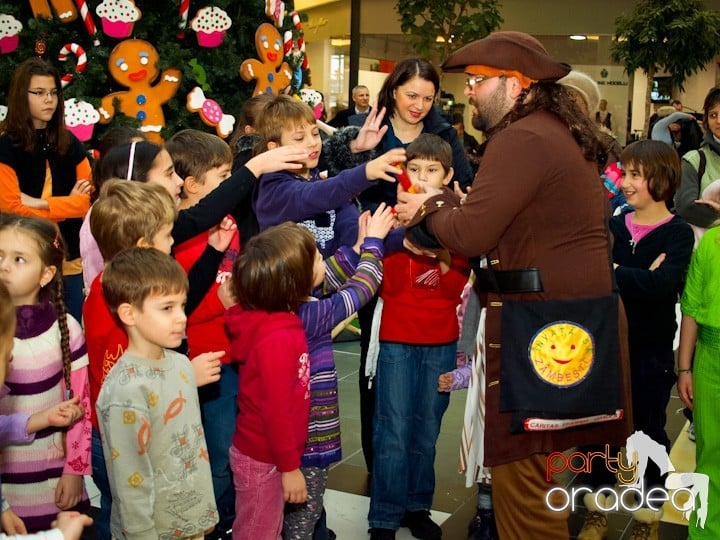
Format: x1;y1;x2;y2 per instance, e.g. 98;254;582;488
406;133;452;174
229;93;275;147
0;215;72;395
702;87;720;131
102;247;188;324
231;222;316;312
253;94;317;155
0;282;15;366
1;58;69;154
620;139;680;202
90;180;177;262
165;129;232;183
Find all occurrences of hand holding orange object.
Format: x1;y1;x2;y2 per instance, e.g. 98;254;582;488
393;162;417;193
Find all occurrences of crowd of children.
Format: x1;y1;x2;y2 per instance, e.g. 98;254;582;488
1;52;720;540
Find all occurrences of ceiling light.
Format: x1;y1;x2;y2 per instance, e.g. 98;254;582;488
569;35;587;41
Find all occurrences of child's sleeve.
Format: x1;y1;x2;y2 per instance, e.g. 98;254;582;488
447;364;472;391
99;400;157;539
0;414;33;446
64;317;91;476
320;245;360;295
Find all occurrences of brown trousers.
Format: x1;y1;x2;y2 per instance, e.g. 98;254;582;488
491;454;570;539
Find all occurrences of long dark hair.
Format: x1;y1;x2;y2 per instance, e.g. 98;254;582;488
94;141;164;187
0;214;73;396
376;58;440;117
1;58;69;154
488;82;601;163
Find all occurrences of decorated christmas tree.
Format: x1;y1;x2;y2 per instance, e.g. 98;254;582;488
0;0;310;144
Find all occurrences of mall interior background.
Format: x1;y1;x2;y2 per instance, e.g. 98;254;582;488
295;0;720;147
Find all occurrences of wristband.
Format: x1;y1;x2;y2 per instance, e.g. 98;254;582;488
678;368;692;374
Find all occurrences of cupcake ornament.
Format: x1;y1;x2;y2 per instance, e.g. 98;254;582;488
190;6;232;48
95;0;141;39
64;99;100;142
0;14;22;55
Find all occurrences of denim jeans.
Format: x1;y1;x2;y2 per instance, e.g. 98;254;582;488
91;427;112;540
230;446;283;540
199;363;239;531
368;342;456;529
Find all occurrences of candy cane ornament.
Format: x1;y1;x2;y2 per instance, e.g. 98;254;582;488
290;11;309;70
58;43;87;88
73;0;100;46
178;0;190;38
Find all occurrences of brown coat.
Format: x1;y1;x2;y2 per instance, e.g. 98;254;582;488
409;110;633;467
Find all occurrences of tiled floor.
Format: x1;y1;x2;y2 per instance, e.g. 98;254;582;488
83;331;693;539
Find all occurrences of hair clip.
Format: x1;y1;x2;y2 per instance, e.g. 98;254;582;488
126;140;137;181
52;230;60;250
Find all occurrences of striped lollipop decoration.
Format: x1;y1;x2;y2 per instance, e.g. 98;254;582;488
74;0;100;45
58;43;87;88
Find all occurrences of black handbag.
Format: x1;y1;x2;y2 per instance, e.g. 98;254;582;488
499;294;624;433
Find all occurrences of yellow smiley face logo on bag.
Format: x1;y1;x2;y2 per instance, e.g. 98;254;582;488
529;322;594;387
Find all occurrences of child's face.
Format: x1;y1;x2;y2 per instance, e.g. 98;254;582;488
406;158;453;190
147;149;184;207
196;162;233;201
138;222;174;255
123;291;187;359
620;161;653;209
27;75;59;129
707;104;720;139
0;228;56;306
277;122;321;174
311;248;326;289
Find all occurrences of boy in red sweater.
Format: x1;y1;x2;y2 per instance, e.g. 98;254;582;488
368;134;470;540
166;129;238;536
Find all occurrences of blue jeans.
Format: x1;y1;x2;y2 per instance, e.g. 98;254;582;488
91;427;112;540
199;362;239;531
368;342;456;529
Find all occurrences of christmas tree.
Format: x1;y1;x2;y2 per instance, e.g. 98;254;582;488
0;0;309;144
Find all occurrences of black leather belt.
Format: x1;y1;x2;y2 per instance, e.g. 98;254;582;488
473;266;544;294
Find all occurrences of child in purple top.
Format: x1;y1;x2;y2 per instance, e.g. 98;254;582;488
252;95;405;258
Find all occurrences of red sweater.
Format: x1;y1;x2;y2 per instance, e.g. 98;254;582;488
379;251;470;344
174;224;240;363
225;306;310;472
83;272;128;430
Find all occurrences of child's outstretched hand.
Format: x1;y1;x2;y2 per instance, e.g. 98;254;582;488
190;351;223;386
438;372;454;392
27;396;84;434
366;148;407;183
245;145;308;177
352;210;371;254
208;216;237;253
282;468;308;503
1;507;26;535
365;203;396;240
52;511;93;540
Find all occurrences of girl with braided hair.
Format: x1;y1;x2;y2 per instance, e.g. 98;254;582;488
0;214;91;533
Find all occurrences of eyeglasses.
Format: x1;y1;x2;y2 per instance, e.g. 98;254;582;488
28;89;60;99
465;75;492;88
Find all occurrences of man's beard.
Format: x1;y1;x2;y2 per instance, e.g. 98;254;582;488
470;83;509;133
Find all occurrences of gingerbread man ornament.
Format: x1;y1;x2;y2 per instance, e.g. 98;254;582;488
99;39;182;143
240;23;292;96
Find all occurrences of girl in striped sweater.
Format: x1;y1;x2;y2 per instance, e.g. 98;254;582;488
283;203;395;540
0;215;91;532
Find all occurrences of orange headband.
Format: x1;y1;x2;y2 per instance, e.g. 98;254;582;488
466;65;537;90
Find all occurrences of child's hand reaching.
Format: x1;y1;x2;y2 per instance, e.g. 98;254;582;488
208;216;237;253
27;396;84;434
52;511;93;540
365;203;396;240
365;148;407;183
1;507;26;535
191;351;223;386
245;145;309;177
438;372;454;392
352;210;371;254
282;468;308;503
217;278;237;309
